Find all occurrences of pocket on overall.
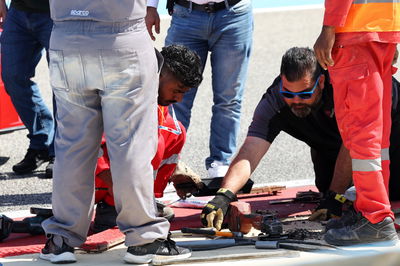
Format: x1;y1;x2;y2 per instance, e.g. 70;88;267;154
329;63;370;111
100;48;140;90
49;50;69;90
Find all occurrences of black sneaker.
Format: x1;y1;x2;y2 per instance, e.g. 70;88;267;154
92;201;118;233
39;234;76;264
124;237;191;265
12;148;50;174
325;215;399;246
42;157;55;179
325;205;358;231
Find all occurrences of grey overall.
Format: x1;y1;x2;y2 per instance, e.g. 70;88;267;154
42;0;170;247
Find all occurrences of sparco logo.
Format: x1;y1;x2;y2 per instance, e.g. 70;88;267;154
70;10;90;16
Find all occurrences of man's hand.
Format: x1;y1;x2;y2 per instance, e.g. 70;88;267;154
0;0;7;28
313;25;336;70
200;188;237;230
145;7;160;41
309;190;346;221
170;162;204;199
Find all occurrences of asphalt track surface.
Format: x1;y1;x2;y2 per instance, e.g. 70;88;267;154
1;6;399;213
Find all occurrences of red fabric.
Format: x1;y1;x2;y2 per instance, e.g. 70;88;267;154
94;106;186;204
95;136;109;176
328;42;396;223
323;0;353;27
153;107;186;198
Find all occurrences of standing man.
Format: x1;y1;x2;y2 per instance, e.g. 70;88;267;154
0;0;54;178
40;2;191;265
146;0;253;191
314;0;400;245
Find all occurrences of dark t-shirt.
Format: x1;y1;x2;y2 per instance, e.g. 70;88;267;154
247;73;400;157
11;0;50;13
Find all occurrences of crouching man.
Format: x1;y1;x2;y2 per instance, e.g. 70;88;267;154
93;45;203;232
200;47;400;243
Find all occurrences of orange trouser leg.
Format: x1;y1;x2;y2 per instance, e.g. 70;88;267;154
329;42;396;223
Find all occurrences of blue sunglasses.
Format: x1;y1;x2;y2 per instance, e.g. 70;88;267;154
280;75;321;99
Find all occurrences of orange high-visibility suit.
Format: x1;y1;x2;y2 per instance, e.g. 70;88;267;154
324;0;400;223
95;106;186;206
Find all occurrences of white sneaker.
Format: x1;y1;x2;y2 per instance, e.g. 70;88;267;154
207;161;229;178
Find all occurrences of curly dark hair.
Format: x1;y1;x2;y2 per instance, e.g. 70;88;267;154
280;47;322;82
160;45;203;88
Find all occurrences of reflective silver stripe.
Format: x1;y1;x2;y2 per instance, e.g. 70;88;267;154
353;0;399;3
381;148;390;161
153;170;158;179
352;158;381;171
159;153;180;167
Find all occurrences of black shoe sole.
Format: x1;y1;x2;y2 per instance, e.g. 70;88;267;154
12;167;37;174
324;232;399;246
13;160;48;175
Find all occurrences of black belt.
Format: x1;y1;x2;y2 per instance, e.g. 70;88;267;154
174;0;241;13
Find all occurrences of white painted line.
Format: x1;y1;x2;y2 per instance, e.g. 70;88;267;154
2;209;33;219
253;4;324;13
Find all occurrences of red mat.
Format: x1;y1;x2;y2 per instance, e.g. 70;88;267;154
2;185;399;258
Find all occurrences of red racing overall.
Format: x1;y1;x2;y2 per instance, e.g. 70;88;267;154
324;0;400;223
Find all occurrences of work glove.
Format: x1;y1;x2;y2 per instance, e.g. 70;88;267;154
309;190;347;221
200;188;237;230
170;162;204;199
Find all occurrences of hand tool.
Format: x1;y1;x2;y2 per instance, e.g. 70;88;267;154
0;207;53;241
227;201;283;238
269;190;321;204
181;227;243;238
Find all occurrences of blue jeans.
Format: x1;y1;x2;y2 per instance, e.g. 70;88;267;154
1;7;54;156
165;0;253;168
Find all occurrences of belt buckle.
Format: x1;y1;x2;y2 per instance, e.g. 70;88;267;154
204;2;216;13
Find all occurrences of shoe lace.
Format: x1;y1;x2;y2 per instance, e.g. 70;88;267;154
165;233;179;253
44;235;53;247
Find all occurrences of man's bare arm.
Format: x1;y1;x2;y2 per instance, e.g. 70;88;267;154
313;25;336;70
221;136;271;194
0;0;7;28
329;144;352;194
